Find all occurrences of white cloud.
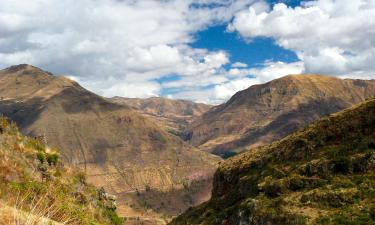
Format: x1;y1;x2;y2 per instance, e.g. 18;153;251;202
231;62;248;68
166;61;303;104
214;77;260;101
229;0;375;78
249;61;304;82
3;0;373;104
0;0;257;103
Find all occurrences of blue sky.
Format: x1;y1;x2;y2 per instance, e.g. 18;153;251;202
159;0;304;97
1;0;374;104
191;0;306;68
192;26;298;69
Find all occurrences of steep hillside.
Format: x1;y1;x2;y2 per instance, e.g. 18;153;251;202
0;116;122;225
0;64;221;223
187;74;375;157
109;97;211;138
171;98;375;225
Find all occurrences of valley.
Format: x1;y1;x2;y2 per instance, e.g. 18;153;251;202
171;98;375;225
0;64;220;224
1;64;375;225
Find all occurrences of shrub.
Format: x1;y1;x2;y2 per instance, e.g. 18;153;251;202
46;153;59;166
264;182;283;198
288;177;305;191
333;156;352;174
370;207;375;220
36;152;45;164
103;208;124;225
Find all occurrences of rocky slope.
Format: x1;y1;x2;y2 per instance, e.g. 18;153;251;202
187;74;375;157
0;116;122;225
171;98;375;225
0;64;221;223
109;97;211;139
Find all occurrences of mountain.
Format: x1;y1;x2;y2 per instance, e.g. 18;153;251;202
186;74;375;157
171;98;375;225
0;116;123;224
109;97;211;138
0;64;221;223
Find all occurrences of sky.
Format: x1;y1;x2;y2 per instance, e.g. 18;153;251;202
1;0;375;104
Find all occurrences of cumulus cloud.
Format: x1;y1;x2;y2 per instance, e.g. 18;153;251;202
229;0;375;78
249;61;304;82
3;0;372;104
167;60;303;104
0;0;257;102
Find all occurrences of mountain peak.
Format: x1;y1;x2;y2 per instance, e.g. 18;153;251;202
187;75;375;156
3;64;52;75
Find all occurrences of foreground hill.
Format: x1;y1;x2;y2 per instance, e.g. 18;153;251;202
0;64;220;223
171;98;375;225
0;116;122;224
109;97;211;138
187;74;375;157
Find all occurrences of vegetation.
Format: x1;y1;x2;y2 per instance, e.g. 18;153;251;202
170;98;375;225
0;116;123;224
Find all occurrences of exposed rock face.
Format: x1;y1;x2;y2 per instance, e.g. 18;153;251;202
0;64;221;223
171;98;375;225
187;74;375;156
109;96;211;139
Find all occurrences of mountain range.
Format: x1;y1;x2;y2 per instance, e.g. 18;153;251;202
186;75;375;157
109;96;211;139
171;97;375;225
0;64;220;224
2;64;375;225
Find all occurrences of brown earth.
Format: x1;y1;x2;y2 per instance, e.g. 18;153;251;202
186;74;375;157
0;64;221;224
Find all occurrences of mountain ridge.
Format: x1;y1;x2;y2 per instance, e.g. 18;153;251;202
109;96;212;139
186;74;375;157
0;64;221;224
171;97;375;225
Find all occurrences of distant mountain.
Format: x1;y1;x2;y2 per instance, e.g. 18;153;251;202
0;64;221;223
109;96;211;138
186;74;375;157
171;98;375;225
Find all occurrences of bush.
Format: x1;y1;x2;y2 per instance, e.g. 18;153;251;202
333;156;352;174
36;152;45;164
370;207;375;220
288;177;305;191
103;208;124;225
264;182;283;198
46;153;59;166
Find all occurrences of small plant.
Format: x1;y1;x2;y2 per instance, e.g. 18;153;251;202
75;171;87;184
46;152;59;166
36;152;45;164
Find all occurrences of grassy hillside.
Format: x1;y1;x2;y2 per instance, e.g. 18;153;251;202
171;98;375;225
0;116;123;224
187;75;375;157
